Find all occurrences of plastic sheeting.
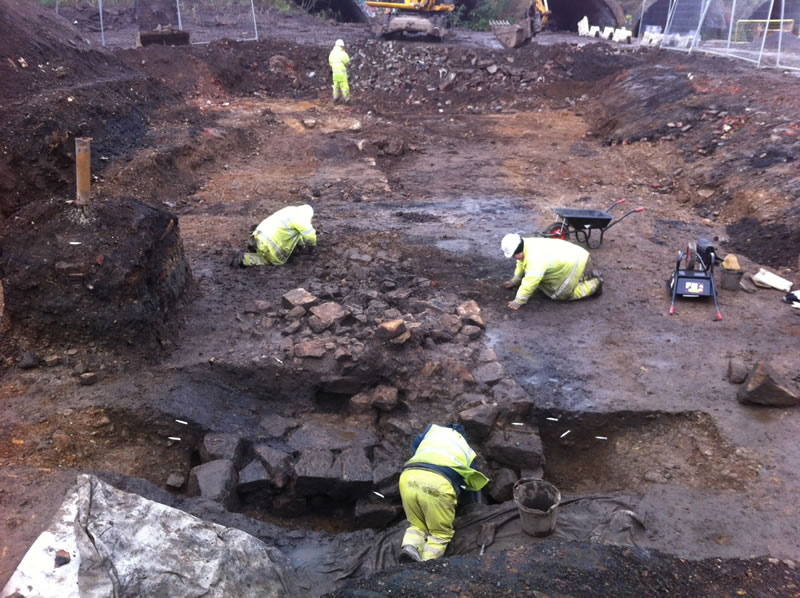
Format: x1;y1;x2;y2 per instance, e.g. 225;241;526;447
1;474;299;598
2;473;644;598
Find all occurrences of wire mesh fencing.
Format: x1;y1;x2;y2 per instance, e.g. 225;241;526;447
641;0;800;70
53;0;261;48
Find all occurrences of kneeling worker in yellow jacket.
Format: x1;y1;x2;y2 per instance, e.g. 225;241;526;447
399;424;489;562
501;233;602;310
240;204;317;267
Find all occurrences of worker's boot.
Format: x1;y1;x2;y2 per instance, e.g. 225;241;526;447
399;544;422;563
591;270;603;297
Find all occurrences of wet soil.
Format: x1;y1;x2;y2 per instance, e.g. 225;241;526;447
2;0;800;594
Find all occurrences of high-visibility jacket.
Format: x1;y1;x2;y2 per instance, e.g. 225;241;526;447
328;46;350;75
512;237;590;303
251;205;316;266
405;425;489;491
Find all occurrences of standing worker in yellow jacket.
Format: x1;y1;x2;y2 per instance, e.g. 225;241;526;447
399;424;489;562
329;39;351;104
501;233;602;309
238;204;317;267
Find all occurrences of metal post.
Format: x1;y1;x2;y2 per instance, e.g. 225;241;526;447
725;0;737;55
662;0;679;48
638;0;646;39
176;0;183;30
757;0;776;67
99;0;105;47
56;0;60;16
250;0;259;42
777;0;786;67
690;0;713;53
75;138;92;207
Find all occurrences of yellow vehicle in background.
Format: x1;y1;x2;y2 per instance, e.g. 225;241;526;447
491;0;551;49
365;0;455;40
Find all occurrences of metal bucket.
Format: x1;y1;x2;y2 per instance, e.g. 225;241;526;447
513;478;561;537
721;267;744;291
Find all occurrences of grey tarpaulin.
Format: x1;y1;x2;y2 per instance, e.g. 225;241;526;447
1;474;299;598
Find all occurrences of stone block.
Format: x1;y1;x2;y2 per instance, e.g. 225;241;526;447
253;444;292;489
489;467;518;503
331;446;373;499
237;459;271;493
200;432;245;468
485;427;544;470
293;449;337;496
188;460;239;510
459;404;500;441
354;498;402;528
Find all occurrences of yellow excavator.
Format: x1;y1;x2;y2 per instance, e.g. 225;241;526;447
365;0;455;40
490;0;550;49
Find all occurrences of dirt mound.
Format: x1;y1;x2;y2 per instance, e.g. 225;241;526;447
0;198;190;347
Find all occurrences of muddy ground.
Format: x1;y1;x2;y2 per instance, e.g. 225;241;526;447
2;0;800;595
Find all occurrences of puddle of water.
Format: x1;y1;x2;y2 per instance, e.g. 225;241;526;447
435;239;472;253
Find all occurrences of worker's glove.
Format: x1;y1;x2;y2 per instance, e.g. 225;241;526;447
507;300;523;310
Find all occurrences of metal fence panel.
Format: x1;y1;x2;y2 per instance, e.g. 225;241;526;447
57;0;260;48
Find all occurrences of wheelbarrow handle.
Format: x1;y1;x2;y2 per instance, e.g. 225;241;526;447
634;207;644;213
605;199;626;212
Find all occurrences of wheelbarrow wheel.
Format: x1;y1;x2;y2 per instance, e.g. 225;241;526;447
546;222;569;240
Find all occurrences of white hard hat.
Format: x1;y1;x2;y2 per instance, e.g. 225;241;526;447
501;233;522;258
298;204;314;220
335;39;344;47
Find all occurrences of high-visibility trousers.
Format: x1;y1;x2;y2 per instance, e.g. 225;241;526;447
332;72;350;101
399;469;457;561
552;253;600;300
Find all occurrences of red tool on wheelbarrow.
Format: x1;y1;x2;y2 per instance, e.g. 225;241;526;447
544;199;644;249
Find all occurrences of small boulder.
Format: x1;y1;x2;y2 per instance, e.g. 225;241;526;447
166;472;186;489
737;361;800;407
79;372;98;386
489;467;518;503
310;302;348;329
376;319;407;340
18;351;39;369
473;362;505;386
188;460;239;509
294;340;328;358
282;288;318;309
456;300;485;328
727;358;749;384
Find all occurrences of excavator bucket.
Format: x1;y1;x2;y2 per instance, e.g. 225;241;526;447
490;17;532;49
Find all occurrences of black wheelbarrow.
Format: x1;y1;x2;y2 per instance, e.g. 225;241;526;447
544;199;644;249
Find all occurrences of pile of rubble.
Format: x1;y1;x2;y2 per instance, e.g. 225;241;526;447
176;248;548;523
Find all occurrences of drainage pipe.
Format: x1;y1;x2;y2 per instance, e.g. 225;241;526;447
75;138;92;207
